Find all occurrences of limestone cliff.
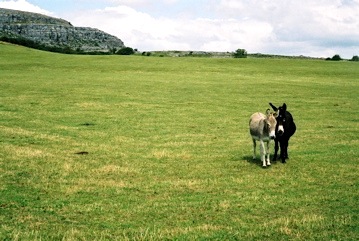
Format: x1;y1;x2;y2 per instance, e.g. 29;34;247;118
0;8;125;53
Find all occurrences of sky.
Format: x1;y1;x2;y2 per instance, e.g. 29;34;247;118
0;0;358;58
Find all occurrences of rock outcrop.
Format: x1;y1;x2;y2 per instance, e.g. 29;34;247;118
0;8;125;53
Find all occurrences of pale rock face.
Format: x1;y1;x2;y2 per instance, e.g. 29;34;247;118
0;8;125;53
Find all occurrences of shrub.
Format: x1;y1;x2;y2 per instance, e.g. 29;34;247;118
332;54;342;61
350;55;359;62
233;49;247;58
116;47;135;55
142;52;151;56
326;54;342;61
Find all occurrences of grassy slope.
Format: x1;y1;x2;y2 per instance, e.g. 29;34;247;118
0;42;358;240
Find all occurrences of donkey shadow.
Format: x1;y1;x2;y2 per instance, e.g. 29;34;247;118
251;155;281;167
243;155;266;167
231;154;278;168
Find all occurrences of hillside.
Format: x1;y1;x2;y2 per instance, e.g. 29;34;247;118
0;8;125;53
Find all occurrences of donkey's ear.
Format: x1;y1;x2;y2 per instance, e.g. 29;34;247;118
282;103;287;112
266;108;271;115
269;103;278;111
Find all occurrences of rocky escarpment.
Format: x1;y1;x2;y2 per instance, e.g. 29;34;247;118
0;8;125;53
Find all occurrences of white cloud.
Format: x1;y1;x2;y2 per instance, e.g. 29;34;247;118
215;0;359;58
68;5;275;53
0;0;54;16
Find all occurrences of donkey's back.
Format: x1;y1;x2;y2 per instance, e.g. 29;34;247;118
250;112;270;141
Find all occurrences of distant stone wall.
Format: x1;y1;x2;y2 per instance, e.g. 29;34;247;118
0;8;125;53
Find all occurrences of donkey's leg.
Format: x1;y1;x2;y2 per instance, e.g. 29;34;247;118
284;139;289;159
252;139;256;160
280;140;287;163
272;139;279;161
260;140;266;167
266;141;271;166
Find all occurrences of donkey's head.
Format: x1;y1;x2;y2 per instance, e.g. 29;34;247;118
269;103;287;136
265;109;277;139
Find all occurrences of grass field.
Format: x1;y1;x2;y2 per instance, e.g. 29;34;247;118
0;42;358;240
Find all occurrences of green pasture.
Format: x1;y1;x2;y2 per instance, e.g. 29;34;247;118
0;42;358;240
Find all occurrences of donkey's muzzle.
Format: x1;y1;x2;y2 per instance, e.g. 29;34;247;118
277;125;284;136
